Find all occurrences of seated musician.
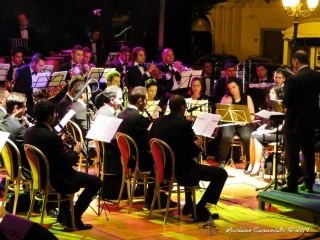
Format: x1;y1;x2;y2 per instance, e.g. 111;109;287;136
150;95;228;221
0;86;10;119
266;68;288;110
94;70;121;110
58;45;84;80
184;77;210;100
145;78;164;119
247;87;284;176
5;47;25;91
218;77;255;169
24;99;101;230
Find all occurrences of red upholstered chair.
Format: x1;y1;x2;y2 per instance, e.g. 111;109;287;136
149;138;197;224
115;132;154;213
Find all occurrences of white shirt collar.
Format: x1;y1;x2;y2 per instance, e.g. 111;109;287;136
0;106;7;114
298;65;308;71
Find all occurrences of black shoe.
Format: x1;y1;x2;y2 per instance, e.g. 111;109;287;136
66;219;93;230
218;161;225;168
182;205;193;215
134;186;144;197
278;184;298;194
192;207;219;222
298;182;313;193
244;162;250;171
47;208;59;218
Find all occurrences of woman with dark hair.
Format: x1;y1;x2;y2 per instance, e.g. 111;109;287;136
218;77;255;169
145;78;164;119
184;77;209;100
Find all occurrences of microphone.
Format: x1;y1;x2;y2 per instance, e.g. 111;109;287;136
187;103;207;112
115;26;133;39
93;9;102;16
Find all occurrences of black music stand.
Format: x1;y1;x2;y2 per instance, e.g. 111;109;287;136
216;104;253;168
10;38;30;51
254;111;285;191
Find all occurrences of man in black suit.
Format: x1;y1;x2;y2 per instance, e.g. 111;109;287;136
68;81;96;157
57;76;85;120
59;45;84;80
253;63;272;83
156;48;184;99
201;60;214;97
281;50;320;194
14;53;46;117
5;47;25;89
212;62;236;104
150;95;228;221
24;99;101;230
126;47;156;91
110;45;131;75
0;86;10;119
82;27;104;65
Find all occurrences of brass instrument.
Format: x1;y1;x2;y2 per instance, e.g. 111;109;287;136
123;86;129;108
19;113;35;128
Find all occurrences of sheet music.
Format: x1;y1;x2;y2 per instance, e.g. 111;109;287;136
87;68;116;81
179;70;202;89
54;109;76;132
255;110;285;120
43;65;54;73
143;100;160;118
86;114;123;143
31;72;50;88
0;64;10;81
0;132;10;152
48;71;67;87
249;83;274;89
192;112;221;137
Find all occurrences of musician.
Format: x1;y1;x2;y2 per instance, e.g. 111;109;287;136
24;99;101;230
126;47;156;92
247;88;284;176
254;63;272;83
218;77;255;169
281;50;320;194
185;77;210;100
68;81;96;157
14;53;46;117
109;45;131;77
58;45;84;80
201;60;214;98
82;27;102;64
0;86;10;119
94;70;121;110
57;76;85;120
156;48;185;99
212;62;236;104
150;95;228;221
5;47;25;89
145;78;164;118
117;86;177;208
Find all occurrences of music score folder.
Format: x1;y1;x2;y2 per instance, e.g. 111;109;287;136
192;112;221;137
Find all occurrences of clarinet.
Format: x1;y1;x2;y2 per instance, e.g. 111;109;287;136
144;107;154;122
59;125;94;166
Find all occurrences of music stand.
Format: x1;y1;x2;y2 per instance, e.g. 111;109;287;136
143;100;160;118
254;110;285;191
10;38;30;51
177;70;202;90
31;73;50;89
47;71;67;88
216;104;253;168
43;65;54;74
86;114;123;217
187;100;209;118
0;64;10;82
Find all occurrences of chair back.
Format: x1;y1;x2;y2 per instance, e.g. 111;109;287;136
94;140;105;164
150;138;175;183
116;132;140;174
1;139;21;180
24;144;50;192
66;120;84;144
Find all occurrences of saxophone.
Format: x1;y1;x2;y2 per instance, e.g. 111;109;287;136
123;86;129;108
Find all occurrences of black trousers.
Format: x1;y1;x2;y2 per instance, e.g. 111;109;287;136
285;131;315;186
59;171;102;219
186;165;228;206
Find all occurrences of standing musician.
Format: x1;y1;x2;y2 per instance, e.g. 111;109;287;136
156;48;185;99
145;78;164;119
24;99;101;230
150;95;228;221
201;60;214;98
126;47;156;91
218;77;255;169
59;45;84;80
13;53;46;117
110;45;131;79
5;47;25;90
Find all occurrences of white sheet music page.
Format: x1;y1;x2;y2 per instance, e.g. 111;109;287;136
54;109;76;132
0;132;10;152
86;114;123;143
192;112;221;137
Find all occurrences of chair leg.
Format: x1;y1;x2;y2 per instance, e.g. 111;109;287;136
0;181;9;215
164;182;174;225
27;189;37;219
128;175;138;214
117;174;126;208
192;187;197;221
41;192;49;225
12;181;20;215
69;194;76;230
148;181;160;218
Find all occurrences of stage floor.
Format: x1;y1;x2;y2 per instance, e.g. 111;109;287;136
1;163;320;240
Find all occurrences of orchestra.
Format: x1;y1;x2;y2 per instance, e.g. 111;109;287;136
2;17;319;230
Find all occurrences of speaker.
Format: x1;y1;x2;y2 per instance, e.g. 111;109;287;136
0;213;58;240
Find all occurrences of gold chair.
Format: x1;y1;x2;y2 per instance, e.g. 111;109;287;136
0;139;32;215
149;138;197;224
115;132;154;213
225;134;244;169
24;144;76;230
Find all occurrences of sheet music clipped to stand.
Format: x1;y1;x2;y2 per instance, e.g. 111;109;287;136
86;114;123;143
143;100;160;118
192;112;221;138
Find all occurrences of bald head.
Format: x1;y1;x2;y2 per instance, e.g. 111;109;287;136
169;95;186;117
162;48;174;65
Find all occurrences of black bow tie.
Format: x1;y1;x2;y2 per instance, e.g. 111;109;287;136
205;75;211;79
13;65;18;68
167;64;173;68
20;28;28;31
32;72;37;76
136;64;143;68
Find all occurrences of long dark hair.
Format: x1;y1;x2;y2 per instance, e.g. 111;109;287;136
188;77;203;95
225;77;243;96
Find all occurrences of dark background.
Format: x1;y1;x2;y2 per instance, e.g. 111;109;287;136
0;0;194;63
